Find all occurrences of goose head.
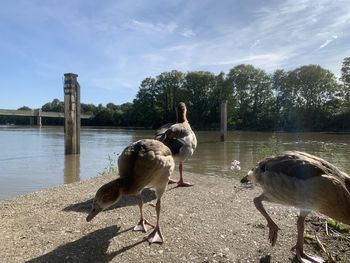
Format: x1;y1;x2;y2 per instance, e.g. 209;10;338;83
176;102;187;123
86;179;122;222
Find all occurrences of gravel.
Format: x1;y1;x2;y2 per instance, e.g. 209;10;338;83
0;172;349;262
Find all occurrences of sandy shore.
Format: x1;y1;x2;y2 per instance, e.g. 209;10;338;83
0;172;349;263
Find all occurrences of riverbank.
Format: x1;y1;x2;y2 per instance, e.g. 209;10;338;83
0;172;349;262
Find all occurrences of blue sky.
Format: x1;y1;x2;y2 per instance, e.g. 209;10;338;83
1;0;349;109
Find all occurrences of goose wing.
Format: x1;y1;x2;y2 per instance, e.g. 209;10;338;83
118;139;172;178
155;123;193;154
258;151;343;180
155;123;173;140
164;123;192;139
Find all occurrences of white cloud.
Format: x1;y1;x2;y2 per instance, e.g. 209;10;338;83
3;0;350;108
181;28;195;37
319;35;338;49
230;0;350;72
162;43;198;52
202;53;290;69
126;19;196;40
250;40;260;49
128;19;178;34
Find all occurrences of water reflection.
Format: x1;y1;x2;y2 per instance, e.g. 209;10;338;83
64;154;80;184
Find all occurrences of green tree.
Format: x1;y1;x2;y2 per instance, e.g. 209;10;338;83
207;72;234;127
93;107;115;126
106;102;119;111
132;77;163;127
41;98;64;112
119;102;133;126
340;57;350;106
183;71;217;127
81;103;96;114
286;65;340;130
271;69;296;130
227;64;274;130
328;57;350;130
18;106;32;111
155;70;185;123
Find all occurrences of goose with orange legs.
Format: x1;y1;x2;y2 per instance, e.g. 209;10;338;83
155;102;197;187
86;139;175;244
241;151;350;263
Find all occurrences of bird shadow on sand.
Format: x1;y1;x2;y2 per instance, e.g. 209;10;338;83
62;188;157;213
259;254;271;262
26;226;146;263
259;254;302;263
290;255;306;262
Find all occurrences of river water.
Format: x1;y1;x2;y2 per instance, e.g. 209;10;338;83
1;126;350;200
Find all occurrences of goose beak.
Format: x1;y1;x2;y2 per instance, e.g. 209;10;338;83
86;206;102;222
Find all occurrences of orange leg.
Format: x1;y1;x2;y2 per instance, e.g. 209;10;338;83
176;163;193;187
147;198;164;244
133;194;154;232
254;194;279;246
291;213;324;263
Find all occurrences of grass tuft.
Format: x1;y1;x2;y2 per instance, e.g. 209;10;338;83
327;219;349;232
99;153;118;176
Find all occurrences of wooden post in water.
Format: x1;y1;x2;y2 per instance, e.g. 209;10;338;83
64;73;80;155
220;100;227;142
64;154;80;184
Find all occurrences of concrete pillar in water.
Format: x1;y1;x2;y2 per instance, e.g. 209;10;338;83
64;73;81;155
220;100;227;142
36;109;42;127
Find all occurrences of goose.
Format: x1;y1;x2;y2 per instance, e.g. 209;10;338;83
86;139;175;244
155;102;197;187
241;151;350;263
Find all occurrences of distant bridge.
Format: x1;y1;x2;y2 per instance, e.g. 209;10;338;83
0;109;93;126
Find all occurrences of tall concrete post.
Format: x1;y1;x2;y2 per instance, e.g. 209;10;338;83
220;100;227;142
35;109;42;127
64;73;80;155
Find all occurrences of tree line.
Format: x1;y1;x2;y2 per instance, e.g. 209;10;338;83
1;57;350;131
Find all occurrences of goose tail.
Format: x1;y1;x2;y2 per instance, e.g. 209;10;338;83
155;132;166;142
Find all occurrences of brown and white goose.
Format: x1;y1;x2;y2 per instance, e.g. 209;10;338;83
241;151;350;263
155;102;197;187
86;139;175;244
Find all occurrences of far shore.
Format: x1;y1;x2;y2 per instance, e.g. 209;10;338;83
3;123;350;136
